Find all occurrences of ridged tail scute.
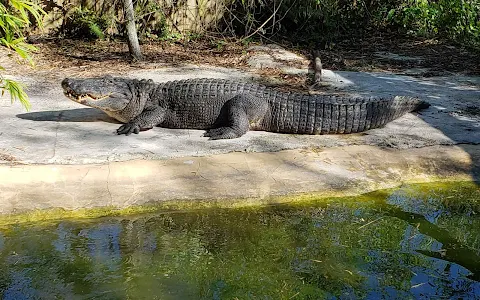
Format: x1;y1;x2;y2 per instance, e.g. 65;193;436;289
268;94;429;134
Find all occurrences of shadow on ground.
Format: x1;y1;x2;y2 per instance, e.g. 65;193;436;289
323;71;480;183
17;108;119;123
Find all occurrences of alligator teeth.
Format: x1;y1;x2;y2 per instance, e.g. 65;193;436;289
89;94;107;101
64;91;75;99
63;90;111;101
64;90;79;99
88;94;111;101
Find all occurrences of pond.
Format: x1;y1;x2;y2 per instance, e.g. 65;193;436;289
0;182;479;299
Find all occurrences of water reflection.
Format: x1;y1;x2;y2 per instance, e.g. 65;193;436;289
0;182;479;299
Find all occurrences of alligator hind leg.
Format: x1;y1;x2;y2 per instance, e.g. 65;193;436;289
204;94;267;140
204;97;249;140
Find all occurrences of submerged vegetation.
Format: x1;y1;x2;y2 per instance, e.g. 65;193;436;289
0;182;478;298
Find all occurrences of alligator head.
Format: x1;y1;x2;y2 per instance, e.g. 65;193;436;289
62;76;133;113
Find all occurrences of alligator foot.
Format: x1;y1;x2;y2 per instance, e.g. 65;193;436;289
117;123;141;135
204;127;243;140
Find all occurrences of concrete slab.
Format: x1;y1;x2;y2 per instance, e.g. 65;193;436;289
0;145;476;215
0;62;479;216
1;67;478;164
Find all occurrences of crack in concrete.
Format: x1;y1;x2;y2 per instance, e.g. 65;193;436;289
49;112;63;162
125;180;137;207
80;169;90;183
193;160;207;180
106;163;113;206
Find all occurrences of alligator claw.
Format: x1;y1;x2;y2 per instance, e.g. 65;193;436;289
204;127;238;140
117;123;140;135
203;128;221;137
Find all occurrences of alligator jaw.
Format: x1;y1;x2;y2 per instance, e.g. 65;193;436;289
63;88;110;104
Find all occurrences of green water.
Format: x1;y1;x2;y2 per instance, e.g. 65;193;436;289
0;183;479;299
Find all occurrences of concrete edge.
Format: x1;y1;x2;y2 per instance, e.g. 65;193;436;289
0;144;478;224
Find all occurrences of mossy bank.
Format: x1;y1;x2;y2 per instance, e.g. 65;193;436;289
0;144;478;225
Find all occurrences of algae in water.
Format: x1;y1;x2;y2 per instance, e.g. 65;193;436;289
0;182;479;299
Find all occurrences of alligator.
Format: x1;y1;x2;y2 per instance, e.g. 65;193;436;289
61;76;430;139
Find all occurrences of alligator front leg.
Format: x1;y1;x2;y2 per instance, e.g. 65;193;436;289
117;107;166;136
204;94;268;140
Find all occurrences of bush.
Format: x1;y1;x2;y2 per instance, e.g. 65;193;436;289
222;0;403;42
134;0;169;39
0;0;45;111
62;7;109;40
221;0;480;47
15;0;480;48
388;0;480;46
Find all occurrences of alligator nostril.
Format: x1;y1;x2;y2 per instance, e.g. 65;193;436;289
61;78;70;89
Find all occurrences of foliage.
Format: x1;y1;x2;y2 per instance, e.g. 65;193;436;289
219;0;480;47
20;0;478;49
134;0;168;39
0;0;45;111
0;75;29;110
388;0;480;47
221;0;397;41
62;6;109;40
59;1;174;42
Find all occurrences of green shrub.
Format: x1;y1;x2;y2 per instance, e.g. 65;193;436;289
221;0;480;47
388;0;480;46
62;7;109;40
134;0;169;39
0;0;45;111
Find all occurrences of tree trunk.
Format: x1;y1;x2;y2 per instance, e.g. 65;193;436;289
123;0;143;61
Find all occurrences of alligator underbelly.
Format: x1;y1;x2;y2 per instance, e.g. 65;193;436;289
160;108;220;129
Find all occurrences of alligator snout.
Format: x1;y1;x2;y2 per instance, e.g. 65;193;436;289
61;78;72;90
61;78;82;102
